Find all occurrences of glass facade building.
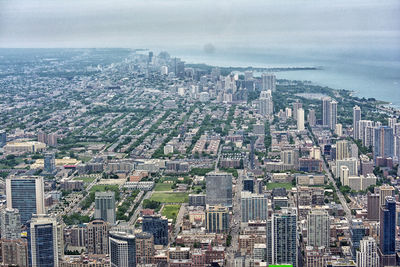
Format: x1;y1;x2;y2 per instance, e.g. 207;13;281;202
142;215;168;246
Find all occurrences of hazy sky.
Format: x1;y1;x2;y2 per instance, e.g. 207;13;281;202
0;0;399;50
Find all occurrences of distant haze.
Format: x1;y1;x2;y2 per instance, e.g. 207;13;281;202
0;0;399;51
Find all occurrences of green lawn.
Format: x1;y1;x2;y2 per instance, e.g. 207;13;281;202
266;182;293;190
154;183;173;191
161;204;181;222
150;192;189;203
90;184;119;193
74;176;96;183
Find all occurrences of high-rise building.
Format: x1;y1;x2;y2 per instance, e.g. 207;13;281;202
307;210;330;248
206;172;232;207
356;237;379;267
307;109;316;127
335;123;343;136
241;192;268;222
43;152;56;174
353;106;361;139
388;117;397;128
87;219;110;255
297;108;305;131
205;205;229;233
109;231;136;267
336;140;349;161
350;219;365;258
261;73;276;92
373;126;394;161
6;176;45;224
269;208;298;267
0;130;6;147
379;196;396;255
367;192;379;220
94;191;116;224
292;101;302;120
1;239;28;267
336;158;358;179
281;149;299;166
322;99;337;130
379;185;395;207
259;92;274;116
135;232;154;265
142;215;168;246
28;214;59;267
1;208;21;239
243;179;254;193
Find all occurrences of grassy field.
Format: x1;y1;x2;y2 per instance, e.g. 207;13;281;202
150;192;189;203
90;184;119;192
161;204;181;222
154;183;173;191
74;176;96;183
266;182;293;190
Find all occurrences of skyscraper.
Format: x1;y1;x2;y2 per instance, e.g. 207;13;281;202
353;106;361;139
261;73;276;92
142;215;168;246
297;108;305;131
87;219;110;255
307;210;330;248
6;176;45;224
206;172;232;207
109;231;136;267
28;214;59;267
379;196;396;255
94;191;116;224
270;208;298;267
336;140;349;161
205;205;229;233
367;192;379;220
356;237;379;267
259;91;274;116
0;130;6;147
43;152;56;174
322;98;337;130
1;208;21;239
135;232;154;265
241;192;268;222
379;185;395;207
307;109;316;126
350;219;365;258
373;126;394;161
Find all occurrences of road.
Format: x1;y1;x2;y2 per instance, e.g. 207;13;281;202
171;203;187;243
128;190;153;225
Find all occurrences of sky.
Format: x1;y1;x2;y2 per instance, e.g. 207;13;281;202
0;0;399;51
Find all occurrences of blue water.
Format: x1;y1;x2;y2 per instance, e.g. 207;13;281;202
169;47;400;108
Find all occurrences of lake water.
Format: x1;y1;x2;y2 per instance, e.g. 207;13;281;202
169;47;400;108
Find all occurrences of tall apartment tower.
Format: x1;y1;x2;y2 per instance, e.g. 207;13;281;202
43;152;56;174
6;176;45;224
356;237;379;267
297;108;305;131
307;210;330;248
367;192;379;220
259;92;274;116
205;205;229;233
374;126;394;161
94;191;116;224
336;140;349;161
379;196;396;255
379;185;395;207
1;208;21;239
322;98;337;130
87;219;110;255
292;101;302;120
270;208;298;267
261;73;276;92
28;214;59;267
109;231;136;267
142;215;168;246
353;106;361;139
135;232;154;265
307;109;316;126
241;192;268;223
206;172;233;207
